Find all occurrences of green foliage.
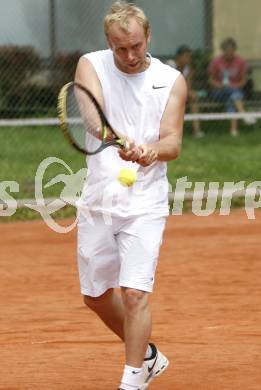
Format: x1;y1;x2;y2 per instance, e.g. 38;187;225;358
54;50;82;87
5;85;58;117
0;47;82;118
0;46;41;115
0;45;40;90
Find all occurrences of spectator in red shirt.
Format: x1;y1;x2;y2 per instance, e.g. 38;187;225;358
208;37;256;136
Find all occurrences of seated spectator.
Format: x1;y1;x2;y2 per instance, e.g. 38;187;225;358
167;45;204;138
208;37;256;136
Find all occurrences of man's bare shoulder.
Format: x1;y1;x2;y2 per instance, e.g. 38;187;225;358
170;73;187;100
75;51;106;106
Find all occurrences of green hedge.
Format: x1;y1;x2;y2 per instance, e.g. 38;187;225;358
0;46;82;117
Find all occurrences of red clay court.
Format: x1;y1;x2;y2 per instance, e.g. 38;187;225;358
1;210;261;389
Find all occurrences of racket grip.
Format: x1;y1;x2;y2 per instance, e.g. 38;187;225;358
124;140;130;151
123;139;142;160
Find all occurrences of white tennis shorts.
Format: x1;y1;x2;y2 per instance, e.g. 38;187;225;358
77;212;166;297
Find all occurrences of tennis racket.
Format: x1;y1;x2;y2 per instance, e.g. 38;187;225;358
57;81;130;155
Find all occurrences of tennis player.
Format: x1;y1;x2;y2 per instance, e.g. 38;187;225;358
75;1;187;389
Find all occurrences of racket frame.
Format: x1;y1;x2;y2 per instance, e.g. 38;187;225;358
57;81;128;155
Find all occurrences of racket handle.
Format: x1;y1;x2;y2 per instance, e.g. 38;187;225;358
124;140;130;151
123;139;142;160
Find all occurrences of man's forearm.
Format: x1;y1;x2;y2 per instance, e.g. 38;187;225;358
150;134;182;162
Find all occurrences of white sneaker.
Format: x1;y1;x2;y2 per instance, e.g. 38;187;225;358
140;343;169;389
243;116;257;125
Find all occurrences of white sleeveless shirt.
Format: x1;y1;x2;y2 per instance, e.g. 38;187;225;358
78;49;180;217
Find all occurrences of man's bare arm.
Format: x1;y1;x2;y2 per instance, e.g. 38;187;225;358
74;56;105;109
137;74;187;165
75;56;141;156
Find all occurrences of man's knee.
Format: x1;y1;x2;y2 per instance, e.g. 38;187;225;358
230;89;244;103
121;288;149;315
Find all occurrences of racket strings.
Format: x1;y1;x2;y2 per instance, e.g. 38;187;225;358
66;86;104;153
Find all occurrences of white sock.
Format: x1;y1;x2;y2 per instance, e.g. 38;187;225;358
145;344;153;359
120;364;144;389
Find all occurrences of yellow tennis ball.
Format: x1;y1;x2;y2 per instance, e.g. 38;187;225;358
117;168;137;187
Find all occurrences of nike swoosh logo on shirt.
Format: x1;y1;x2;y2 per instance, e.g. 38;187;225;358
152;85;167;89
132;371;140;374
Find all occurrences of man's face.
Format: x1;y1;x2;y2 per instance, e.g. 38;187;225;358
179;51;192;67
107;18;150;74
223;45;236;61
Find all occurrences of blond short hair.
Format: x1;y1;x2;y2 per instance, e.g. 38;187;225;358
104;1;150;37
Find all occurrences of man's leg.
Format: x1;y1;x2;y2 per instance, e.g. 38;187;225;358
225;89;241;135
228;89;245;115
121;288;151;368
230;118;238;136
188;90;203;138
84;288;153;390
116;215;167;389
228;89;256;127
84;287;151;366
118;287;169;390
84;288;125;340
234;96;257;124
211;88;233;134
234;98;245;113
